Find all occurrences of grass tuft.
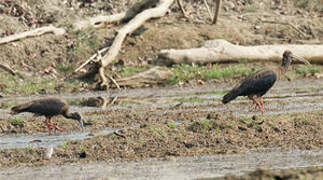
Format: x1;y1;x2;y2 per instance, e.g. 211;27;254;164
168;64;254;84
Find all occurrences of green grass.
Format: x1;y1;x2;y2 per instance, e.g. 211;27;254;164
68;28;100;52
166;122;177;129
168;64;254;84
295;65;319;75
0;75;55;94
11;117;22;126
293;0;323;11
57;63;73;73
241;5;258;13
175;97;203;103
200;120;212;128
0;74;82;95
116;65;148;78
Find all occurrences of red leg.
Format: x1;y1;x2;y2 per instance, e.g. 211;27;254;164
45;117;52;135
259;97;265;113
248;96;264;114
47;119;63;132
45;117;63;135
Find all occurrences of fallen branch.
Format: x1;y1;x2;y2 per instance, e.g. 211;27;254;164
99;0;175;88
203;0;213;21
113;129;126;138
74;47;109;72
0;25;66;45
73;0;159;30
74;13;126;30
115;66;173;88
261;20;308;38
212;0;222;24
0;64;24;79
157;39;323;65
177;0;188;18
0;64;16;75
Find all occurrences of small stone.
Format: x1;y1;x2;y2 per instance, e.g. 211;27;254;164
238;126;247;131
80;151;86;158
44;146;53;159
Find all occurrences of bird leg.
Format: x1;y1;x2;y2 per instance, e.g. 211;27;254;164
45;117;63;135
248;96;264;114
259;97;265;112
45;117;52;135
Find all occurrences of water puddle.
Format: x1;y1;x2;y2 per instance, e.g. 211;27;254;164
0;128;116;150
0;149;322;180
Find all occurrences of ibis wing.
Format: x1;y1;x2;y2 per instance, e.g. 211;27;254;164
238;69;277;96
22;98;67;116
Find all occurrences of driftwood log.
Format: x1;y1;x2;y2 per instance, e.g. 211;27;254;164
114;66;173;88
74;0;160;30
157;39;323;65
0;25;66;45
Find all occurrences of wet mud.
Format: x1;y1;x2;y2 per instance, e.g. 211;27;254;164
0;150;322;180
0;79;322;179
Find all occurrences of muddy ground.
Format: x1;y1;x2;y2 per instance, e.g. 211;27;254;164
0;0;322;179
201;166;323;180
0;79;322;172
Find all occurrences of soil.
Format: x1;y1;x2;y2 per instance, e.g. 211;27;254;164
0;0;322;94
0;0;322;178
0;79;322;169
200;166;323;180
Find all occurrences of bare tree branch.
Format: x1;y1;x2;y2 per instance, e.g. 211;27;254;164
99;0;175;88
212;0;222;24
0;25;66;45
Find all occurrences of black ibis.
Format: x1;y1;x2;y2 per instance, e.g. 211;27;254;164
222;50;310;114
11;98;84;135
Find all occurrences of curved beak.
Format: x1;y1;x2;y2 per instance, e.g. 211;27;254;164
79;119;85;131
291;54;311;65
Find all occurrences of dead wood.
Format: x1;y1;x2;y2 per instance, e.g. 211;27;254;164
98;0;175;88
73;0;159;30
157;39;323;65
0;25;66;45
261;20;308;38
114;66;173;88
212;0;222;24
203;0;213;21
0;64;24;79
177;0;188;18
74;13;126;30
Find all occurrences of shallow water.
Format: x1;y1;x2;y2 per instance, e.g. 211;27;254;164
0;128;116;150
0;149;322;180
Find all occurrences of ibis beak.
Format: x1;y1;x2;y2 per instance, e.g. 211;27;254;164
291;54;311;65
79;119;85;131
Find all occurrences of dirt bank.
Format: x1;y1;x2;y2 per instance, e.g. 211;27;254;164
200;166;323;180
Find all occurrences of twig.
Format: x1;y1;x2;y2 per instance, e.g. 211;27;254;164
0;25;66;45
261;20;307;38
0;64;16;75
203;0;213;21
114;129;126;138
108;75;121;90
0;64;24;79
176;0;188;18
212;0;222;24
74;13;126;30
74;47;109;72
109;96;119;106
